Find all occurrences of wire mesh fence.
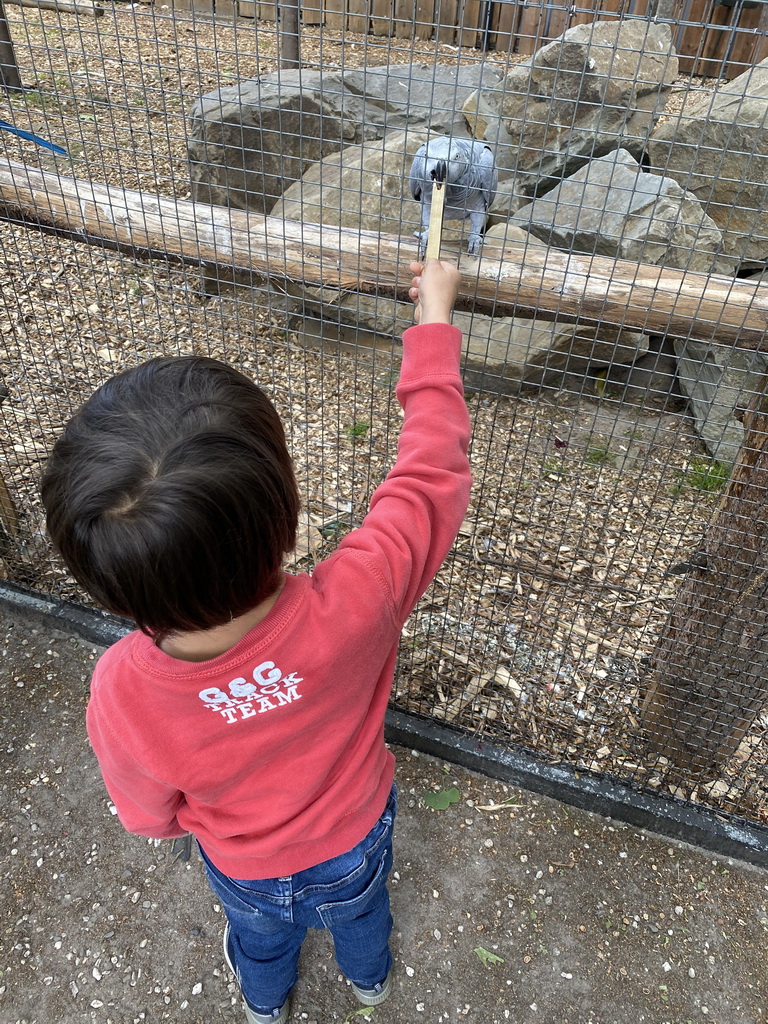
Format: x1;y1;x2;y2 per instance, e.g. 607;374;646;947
0;2;767;847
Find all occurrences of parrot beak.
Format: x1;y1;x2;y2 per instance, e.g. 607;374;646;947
431;159;448;184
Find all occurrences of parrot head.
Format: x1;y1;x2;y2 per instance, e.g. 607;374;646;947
422;138;470;187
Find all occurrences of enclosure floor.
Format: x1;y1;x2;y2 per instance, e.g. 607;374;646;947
1;605;766;1024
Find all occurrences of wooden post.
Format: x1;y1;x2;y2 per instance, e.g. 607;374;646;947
1;157;768;349
642;381;768;772
0;0;22;92
0;471;19;563
278;0;300;68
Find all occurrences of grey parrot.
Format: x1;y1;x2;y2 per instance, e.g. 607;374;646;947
409;136;497;256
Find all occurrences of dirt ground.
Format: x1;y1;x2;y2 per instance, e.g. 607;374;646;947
2;601;767;1024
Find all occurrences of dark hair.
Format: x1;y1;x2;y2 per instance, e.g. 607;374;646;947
41;356;300;638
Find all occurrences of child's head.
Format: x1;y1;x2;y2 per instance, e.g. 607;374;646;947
42;356;300;638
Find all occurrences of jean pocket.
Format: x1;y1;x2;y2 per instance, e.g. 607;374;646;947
316;845;392;928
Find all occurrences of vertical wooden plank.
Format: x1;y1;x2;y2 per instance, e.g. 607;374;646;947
568;0;603;28
689;1;731;78
545;1;570;41
414;0;434;38
488;0;518;53
259;1;277;20
750;4;768;72
436;0;458;42
676;0;713;74
347;0;369;32
719;2;766;79
394;0;414;37
302;0;324;25
215;0;239;18
371;0;392;33
455;0;483;48
325;0;346;30
516;4;547;54
237;0;257;15
671;0;767;80
175;0;216;12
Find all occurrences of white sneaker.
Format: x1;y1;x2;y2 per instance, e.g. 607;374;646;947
351;970;393;1006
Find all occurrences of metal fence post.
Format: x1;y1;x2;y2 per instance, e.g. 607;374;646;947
279;1;300;69
0;0;22;91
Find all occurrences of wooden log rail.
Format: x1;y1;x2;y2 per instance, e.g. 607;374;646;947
3;0;103;14
1;157;768;348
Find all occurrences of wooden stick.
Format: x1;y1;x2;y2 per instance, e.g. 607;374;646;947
424;181;445;262
1;157;768;349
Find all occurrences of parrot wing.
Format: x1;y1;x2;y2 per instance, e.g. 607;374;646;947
408;145;430;202
455;141;497;209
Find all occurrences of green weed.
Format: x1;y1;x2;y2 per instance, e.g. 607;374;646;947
672;457;729;496
347;420;370;442
541;456;567;477
584;445;614;467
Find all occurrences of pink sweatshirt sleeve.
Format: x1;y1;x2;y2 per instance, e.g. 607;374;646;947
334;321;472;623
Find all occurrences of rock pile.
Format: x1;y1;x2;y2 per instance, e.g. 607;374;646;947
188;20;768;461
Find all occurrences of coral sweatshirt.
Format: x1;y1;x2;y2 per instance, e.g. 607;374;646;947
86;322;471;879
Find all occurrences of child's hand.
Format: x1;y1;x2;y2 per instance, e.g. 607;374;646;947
408;259;461;325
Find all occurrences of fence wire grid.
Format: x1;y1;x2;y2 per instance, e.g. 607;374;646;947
0;1;767;846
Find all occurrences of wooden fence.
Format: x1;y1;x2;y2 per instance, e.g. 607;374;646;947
197;0;768;79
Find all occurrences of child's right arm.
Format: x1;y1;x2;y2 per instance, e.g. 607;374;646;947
322;258;471;625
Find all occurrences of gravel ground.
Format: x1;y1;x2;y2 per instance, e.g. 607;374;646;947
1;603;767;1024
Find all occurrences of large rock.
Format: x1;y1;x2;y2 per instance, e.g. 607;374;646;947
487;177;527;224
510;150;736;274
647;56;768;266
272;129;462;243
188;63;503;214
289;288;651;393
464;20;677;194
674;339;768;463
273;144;649;390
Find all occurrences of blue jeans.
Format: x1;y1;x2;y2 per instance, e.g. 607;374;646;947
199;786;397;1015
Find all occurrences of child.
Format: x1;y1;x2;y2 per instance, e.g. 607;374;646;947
41;259;471;1024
